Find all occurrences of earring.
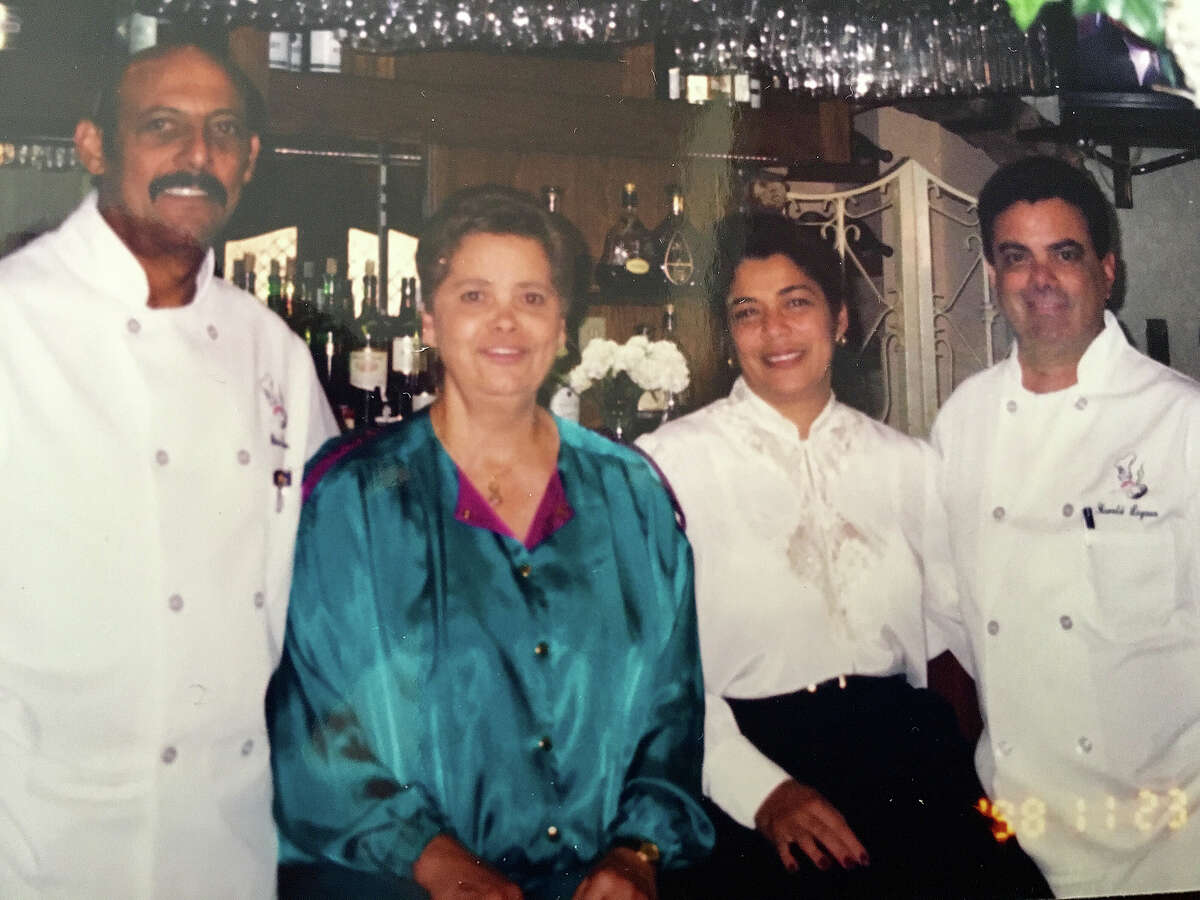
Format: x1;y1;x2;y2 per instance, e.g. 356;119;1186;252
835;333;848;347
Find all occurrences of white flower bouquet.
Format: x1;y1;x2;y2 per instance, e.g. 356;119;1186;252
567;335;690;396
564;335;690;439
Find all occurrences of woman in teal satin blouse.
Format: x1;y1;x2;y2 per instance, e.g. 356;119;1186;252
268;186;713;900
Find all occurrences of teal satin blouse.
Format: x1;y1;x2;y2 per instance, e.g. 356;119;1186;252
268;412;713;897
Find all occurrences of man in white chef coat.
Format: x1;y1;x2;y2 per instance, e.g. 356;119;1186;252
0;42;338;897
930;155;1200;897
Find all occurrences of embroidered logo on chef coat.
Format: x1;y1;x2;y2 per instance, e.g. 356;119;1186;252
1115;453;1148;499
260;375;289;449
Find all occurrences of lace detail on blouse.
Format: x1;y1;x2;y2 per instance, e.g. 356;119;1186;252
725;394;885;643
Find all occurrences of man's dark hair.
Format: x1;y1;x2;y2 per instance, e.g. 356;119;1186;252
978;156;1113;263
416;184;588;321
708;212;845;326
90;41;267;159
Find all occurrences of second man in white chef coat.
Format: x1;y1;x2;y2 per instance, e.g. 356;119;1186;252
930;155;1200;897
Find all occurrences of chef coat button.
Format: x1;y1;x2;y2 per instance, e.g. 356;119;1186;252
1077;736;1093;754
986;619;1000;636
546;825;561;842
1059;614;1074;630
1062;503;1074;517
254;591;265;608
161;746;177;764
241;739;254;756
1005;400;1018;413
237;449;251;465
992;506;1005;521
537;736;553;751
207;324;219;340
156;449;170;466
534;641;549;658
1075;397;1088;411
518;563;532;578
127;318;141;334
168;593;183;612
996;740;1013;756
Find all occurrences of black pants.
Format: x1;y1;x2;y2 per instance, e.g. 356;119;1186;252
667;676;1052;899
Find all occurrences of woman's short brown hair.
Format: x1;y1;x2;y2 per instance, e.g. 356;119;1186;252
416;185;588;321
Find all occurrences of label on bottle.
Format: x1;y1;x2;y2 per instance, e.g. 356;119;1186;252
412;391;436;413
349;348;388;392
624;257;651;276
392;335;417;374
662;232;695;286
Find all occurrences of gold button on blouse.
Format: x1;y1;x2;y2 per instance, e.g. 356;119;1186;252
518;563;532;578
538;736;553;751
546;825;560;841
534;641;549;658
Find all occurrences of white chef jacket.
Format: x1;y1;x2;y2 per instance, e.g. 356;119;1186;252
0;193;338;898
930;311;1200;897
637;379;952;828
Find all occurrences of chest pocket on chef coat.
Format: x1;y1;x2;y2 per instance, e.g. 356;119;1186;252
1084;528;1178;644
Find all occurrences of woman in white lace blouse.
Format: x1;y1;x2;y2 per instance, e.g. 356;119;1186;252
636;214;1048;899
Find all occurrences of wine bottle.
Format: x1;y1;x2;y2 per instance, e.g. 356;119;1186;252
267;258;287;317
289;260;316;337
309;258;352;428
387;276;423;421
660;301;691;417
596;182;656;299
347;266;389;431
243;253;257;298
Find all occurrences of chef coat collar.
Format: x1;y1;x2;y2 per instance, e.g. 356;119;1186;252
728;375;839;443
1004;310;1125;395
59;191;217;312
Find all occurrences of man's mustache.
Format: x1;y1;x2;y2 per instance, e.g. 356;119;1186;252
148;172;228;206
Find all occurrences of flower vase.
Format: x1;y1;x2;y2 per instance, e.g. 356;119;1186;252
601;374;640;443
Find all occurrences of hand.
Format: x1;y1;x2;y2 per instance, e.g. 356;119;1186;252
413;834;524;900
753;779;869;873
572;847;657;900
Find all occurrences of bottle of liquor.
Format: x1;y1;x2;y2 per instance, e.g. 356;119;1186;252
541;185;562;214
266;258;287;317
289;260;316;338
596;182;656;298
231;256;246;292
243;253;257;299
309;258;352;428
362;259;379;316
347;266;389;431
652;185;705;292
660;301;691;417
387;276;423;421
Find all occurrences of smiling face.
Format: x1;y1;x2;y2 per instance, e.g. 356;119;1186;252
422;231;566;406
77;46;260;249
989;198;1115;374
726;253;847;427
